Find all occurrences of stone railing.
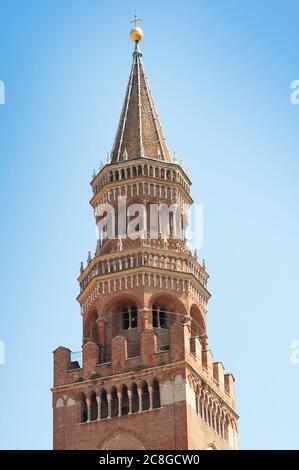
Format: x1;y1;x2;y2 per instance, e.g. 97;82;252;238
79;250;208;293
91;159;191;198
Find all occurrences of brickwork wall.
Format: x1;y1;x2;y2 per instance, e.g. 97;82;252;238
54;402;187;450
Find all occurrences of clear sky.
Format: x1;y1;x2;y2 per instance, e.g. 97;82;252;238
0;0;298;450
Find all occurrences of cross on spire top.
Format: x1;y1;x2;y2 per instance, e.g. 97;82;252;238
129;14;142;28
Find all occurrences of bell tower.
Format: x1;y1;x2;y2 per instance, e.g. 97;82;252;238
52;21;239;451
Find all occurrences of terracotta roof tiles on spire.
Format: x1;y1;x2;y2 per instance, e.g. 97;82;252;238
110;43;170;163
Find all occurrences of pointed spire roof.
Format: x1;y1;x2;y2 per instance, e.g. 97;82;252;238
110;42;170;163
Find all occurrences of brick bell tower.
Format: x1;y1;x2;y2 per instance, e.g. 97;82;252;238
52;21;239;450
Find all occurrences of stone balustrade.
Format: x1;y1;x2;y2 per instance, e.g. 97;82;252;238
79;249;208;294
91;159;191;198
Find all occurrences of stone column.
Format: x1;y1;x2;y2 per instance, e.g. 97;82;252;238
86;398;91;423
107;393;111;418
138;385;142;412
96;396;101;420
204;403;208;423
139;308;151;331
148;386;153;410
128;390;132;414
117;392;122;417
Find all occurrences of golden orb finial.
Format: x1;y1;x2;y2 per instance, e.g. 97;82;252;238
130;27;143;42
129;14;143;43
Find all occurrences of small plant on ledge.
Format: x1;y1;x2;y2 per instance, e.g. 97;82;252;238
133;364;146;372
90;373;102;381
75;376;84;383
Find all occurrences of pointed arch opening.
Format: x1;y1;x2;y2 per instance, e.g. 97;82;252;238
141;381;150;411
83;310;98;345
152;379;161;409
90;391;98;421
121;385;129;416
190;304;207;350
100;389;108;419
111;387;119;417
224;417;229;441
79;393;88;423
131;383;139;413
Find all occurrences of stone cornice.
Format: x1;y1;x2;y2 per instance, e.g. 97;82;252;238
77;266;211;313
78;245;208;284
52;361;186;393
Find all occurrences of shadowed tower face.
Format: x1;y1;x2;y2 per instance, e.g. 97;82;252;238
52;20;239;451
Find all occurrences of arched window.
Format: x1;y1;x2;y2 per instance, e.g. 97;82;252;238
141;381;150;411
100;389;108;419
90;391;98;421
121;385;129;416
152;304;167;329
211;409;216;432
152;379;160;409
224;418;229;441
132;383;139;413
56;397;64;408
111;387;119;417
122;305;138;329
79;393;88;423
190;305;206;349
91;321;98;344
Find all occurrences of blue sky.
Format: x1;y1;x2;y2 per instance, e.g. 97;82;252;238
0;0;298;449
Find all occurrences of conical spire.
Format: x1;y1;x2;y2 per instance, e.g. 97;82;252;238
110;38;170;163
